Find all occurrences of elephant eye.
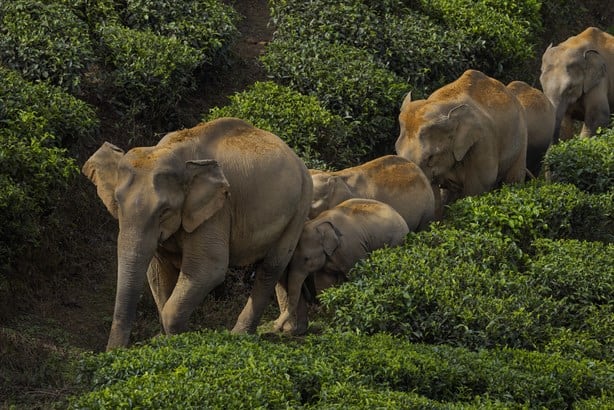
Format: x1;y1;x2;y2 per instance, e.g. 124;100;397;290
160;208;172;220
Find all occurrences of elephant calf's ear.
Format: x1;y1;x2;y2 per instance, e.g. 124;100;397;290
182;160;230;233
316;221;341;256
82;142;124;218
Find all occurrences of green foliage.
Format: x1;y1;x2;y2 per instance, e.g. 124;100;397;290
0;113;78;273
261;38;407;156
319;183;613;359
0;66;99;145
270;0;483;94
120;0;239;64
0;0;95;92
415;0;542;79
206;81;361;169
71;331;613;408
543;129;614;194
444;181;613;245
0;68;93;275
97;24;203;121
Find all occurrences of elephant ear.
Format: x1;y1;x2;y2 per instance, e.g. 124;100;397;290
400;91;413;113
316;221;341;257
182;159;230;233
583;49;606;93
448;104;479;162
329;176;353;206
82;142;124;218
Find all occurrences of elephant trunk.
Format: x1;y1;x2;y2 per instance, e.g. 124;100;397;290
106;230;156;350
550;98;567;144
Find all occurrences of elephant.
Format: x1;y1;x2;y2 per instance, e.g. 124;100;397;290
506;80;556;177
395;69;527;211
309;155;435;230
273;198;409;335
82;117;313;350
540;27;614;143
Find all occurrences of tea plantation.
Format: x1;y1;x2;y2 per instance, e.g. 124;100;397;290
0;0;612;408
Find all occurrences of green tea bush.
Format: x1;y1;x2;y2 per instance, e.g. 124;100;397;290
269;0;482;94
261;37;407;156
0;67;99;146
444;181;613;245
0;0;95;92
415;0;542;79
97;24;203;120
0;113;78;274
71;331;613;408
319;184;613;357
0;67;88;277
319;229;549;350
205;81;361;169
54;0;120;28
120;0;239;64
543;129;614;194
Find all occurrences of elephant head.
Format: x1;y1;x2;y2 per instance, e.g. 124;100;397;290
83;142;230;349
289;221;341;275
309;174;352;219
274;219;343;334
395;92;480;185
539;33;609;142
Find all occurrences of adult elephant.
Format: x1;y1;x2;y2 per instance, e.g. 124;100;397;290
540;27;614;142
395;69;527;209
506;80;556;177
310;155;435;230
83;117;313;350
274;198;409;335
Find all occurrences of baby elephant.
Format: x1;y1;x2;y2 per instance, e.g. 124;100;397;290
310;155;435;230
274;198;409;335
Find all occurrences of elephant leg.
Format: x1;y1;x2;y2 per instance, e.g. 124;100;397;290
274;271;290;316
161;227;230;335
232;213;306;334
273;269;309;334
146;254;179;318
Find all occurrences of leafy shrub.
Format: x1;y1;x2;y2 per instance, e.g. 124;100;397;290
0;68;87;279
205;81;361;169
54;0;121;27
444;181;613;245
415;0;542;79
319;184;613;357
270;0;482;94
120;0;239;63
0;66;99;146
97;24;203;121
0;113;78;274
319;229;547;350
261;37;407;156
71;331;613;408
543;129;614;194
0;0;94;92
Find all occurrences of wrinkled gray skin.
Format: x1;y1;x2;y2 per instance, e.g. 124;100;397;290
310;155;435;230
274;198;409;335
506;81;556;177
395;69;527;213
83;118;312;350
540;27;614;143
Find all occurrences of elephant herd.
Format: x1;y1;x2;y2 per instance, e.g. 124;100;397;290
83;27;613;350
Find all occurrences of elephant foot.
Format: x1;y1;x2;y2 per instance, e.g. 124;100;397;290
273;310;290;332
